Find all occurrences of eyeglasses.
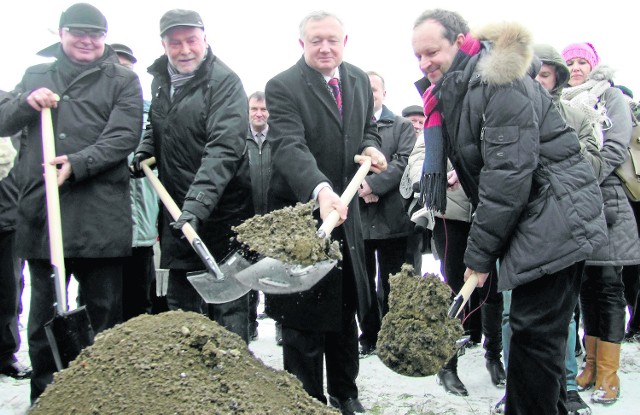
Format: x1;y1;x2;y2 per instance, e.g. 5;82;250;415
63;27;106;40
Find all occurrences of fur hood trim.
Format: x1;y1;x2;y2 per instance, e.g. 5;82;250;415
473;22;533;86
588;64;616;83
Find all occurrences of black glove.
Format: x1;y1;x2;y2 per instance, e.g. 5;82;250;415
129;151;152;178
170;210;201;235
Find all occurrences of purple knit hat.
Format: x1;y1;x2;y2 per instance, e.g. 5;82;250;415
562;42;600;69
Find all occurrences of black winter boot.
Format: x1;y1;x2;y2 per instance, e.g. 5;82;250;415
482;301;506;387
436;355;468;396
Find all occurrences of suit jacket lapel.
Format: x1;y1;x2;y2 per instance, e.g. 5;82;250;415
297;58;343;126
340;65;356;132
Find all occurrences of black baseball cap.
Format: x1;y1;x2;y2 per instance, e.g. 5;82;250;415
59;3;108;32
402;105;424;118
159;9;204;36
110;43;137;63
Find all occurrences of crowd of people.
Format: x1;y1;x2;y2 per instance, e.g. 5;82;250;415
0;3;639;415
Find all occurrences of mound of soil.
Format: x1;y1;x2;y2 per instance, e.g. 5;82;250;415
377;265;464;377
233;202;341;266
31;310;339;415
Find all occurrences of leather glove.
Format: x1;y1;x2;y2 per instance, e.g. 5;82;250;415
129;151;152;178
170;210;201;235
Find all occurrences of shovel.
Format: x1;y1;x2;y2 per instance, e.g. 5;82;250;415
140;158;251;304
41;107;95;371
233;155;372;294
447;272;479;318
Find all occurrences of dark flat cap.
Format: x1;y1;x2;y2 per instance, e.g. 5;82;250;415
402;105;424;117
59;3;107;31
110;43;137;63
160;9;204;36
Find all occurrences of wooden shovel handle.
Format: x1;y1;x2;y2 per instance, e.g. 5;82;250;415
41;107;67;313
140;157;223;279
317;155;372;238
140;157;196;241
452;272;479;318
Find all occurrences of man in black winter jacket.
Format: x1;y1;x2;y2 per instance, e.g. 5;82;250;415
0;3;143;402
131;9;253;343
411;9;607;414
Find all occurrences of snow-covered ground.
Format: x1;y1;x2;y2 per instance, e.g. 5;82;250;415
2;256;640;414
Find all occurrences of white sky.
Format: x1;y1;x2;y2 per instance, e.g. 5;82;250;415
1;0;637;114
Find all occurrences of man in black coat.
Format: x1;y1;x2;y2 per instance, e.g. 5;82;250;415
0;3;143;402
131;9;253;343
264;11;386;415
411;9;607;414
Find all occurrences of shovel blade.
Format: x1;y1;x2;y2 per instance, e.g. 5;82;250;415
187;251;252;304
233;256;337;294
44;305;95;371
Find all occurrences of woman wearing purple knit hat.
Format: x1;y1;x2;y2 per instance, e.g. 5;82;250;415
561;41;640;406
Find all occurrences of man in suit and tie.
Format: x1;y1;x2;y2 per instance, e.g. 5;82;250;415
264;11;386;415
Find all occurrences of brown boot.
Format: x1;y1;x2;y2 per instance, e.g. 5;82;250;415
591;339;621;404
576;335;598;391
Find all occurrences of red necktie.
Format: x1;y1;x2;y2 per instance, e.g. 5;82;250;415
328;78;342;116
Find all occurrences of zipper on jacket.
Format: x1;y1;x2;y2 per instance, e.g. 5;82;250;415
480;113;486;160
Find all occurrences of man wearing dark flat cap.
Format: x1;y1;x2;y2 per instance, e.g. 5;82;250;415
130;9;253;343
0;2;143;402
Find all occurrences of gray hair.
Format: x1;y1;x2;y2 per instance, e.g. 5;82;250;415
248;91;265;102
413;9;469;44
299;10;344;39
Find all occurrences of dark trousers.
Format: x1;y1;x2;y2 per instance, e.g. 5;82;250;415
248;290;259;334
405;231;424;275
167;269;250;344
0;231;22;368
505;261;583;415
122;246;155;321
432;218;502;349
28;257;123;402
622;264;640;333
358;237;407;348
581;265;627;343
282;312;359;404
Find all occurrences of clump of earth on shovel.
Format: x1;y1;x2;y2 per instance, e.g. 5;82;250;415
377;264;464;377
233;201;341;266
30;310;339;415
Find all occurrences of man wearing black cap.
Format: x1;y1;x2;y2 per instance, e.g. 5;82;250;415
0;2;143;402
130;9;253;343
401;105;426;138
111;43;137;69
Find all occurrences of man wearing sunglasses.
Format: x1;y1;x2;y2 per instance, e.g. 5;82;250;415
0;2;143;403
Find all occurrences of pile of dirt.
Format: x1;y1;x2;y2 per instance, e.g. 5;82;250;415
31;310;339;415
233;201;341;266
377;265;464;377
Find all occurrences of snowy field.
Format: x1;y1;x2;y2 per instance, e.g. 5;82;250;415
2;255;640;414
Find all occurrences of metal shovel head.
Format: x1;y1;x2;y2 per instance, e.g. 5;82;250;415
187;251;252;304
44;305;95;371
233;256;337;294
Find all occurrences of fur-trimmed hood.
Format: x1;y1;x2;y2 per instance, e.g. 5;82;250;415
473;22;534;86
587;64;616;83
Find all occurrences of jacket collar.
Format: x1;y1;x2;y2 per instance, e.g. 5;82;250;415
377;105;395;124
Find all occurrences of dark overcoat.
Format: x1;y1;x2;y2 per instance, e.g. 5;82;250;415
137;47;253;270
265;57;381;331
0;46;143;259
